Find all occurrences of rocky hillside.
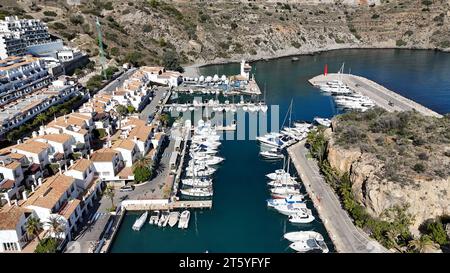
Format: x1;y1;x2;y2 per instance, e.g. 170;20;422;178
1;0;450;67
327;108;450;234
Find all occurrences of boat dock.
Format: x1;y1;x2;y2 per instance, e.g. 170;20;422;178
164;102;266;109
287;140;388;253
309;73;442;118
122;200;213;211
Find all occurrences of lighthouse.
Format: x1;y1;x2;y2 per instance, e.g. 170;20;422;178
240;60;251;81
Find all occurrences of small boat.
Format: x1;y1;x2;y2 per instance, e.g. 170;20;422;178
181;178;213;187
284;231;324;242
288;209;315;224
181;187;213;197
260;150;284;160
132;212;148;231
266;169;287;180
148;210;160;225
313;117;332;127
260;104;268;113
273;203;307;216
271;187;301;199
168;211;180;227
162;212;170;227
266;194;304;208
291;57;299;62
178;210;191;229
267;179;297;187
285;231;329;253
185;167;216;177
157;211;169;227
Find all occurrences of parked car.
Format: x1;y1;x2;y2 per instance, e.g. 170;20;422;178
119;185;134;192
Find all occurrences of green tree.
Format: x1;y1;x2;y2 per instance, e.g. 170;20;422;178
133;165;152;183
115;105;128;117
45;215;65;239
25;217;43;242
35;237;58;253
159;113;170;126
426;220;449;245
86;75;103;91
35;113;48;126
104;185;116;210
162;50;184;73
408;235;434;253
127;105;136;114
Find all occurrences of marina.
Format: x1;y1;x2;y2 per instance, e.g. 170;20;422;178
110;49;450;253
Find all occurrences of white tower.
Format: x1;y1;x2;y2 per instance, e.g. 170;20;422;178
240;60;251;81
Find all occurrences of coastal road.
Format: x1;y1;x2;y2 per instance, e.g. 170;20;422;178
139;87;170;121
288;141;389;253
101;67;137;94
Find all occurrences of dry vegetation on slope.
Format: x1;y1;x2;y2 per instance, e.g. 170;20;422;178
1;0;450;67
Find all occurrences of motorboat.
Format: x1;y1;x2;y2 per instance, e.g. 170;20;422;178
260;104;268;113
185;167;216;177
313;117;332;127
256;134;285;148
266;169;287;180
158;211;169;227
285;231;329;253
132;212;148;231
260;150;284;160
267;179;297;187
271;187;301;198
168;211;180;227
178;210;191;229
148;210;160;225
181;178;213;187
189;156;224;166
180;187;213;197
288;209;315;224
266;194;304;208
273;203;307;215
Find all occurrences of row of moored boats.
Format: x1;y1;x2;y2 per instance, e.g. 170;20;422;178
168;98;268;113
316;79;375;112
264;158;329;253
132;210;191;231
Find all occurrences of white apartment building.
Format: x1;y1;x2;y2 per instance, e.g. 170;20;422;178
0;206;34;252
11;139;51;167
0;16;51;60
0;55;51;107
0;77;81;137
0;156;25;203
141;66;182;87
112;139;139;167
91;148;130;182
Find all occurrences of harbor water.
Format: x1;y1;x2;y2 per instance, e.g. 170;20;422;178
109;49;450;253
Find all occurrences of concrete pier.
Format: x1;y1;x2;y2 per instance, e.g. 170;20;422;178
309;73;442;118
122;200;213;211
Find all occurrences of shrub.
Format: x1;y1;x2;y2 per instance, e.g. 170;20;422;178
43;11;57;17
230;22;238;29
69;14;84;25
426;221;449;245
371;14;380;19
35;238;59;253
52;22;67;30
417;152;428;161
396;39;407;46
134;166;151;183
412;163;425;173
404;30;414;36
142;24;152;33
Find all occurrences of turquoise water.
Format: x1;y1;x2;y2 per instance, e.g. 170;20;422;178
110;49;450;253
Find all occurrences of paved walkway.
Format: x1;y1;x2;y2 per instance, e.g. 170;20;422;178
287;141;389;253
139;87;171;120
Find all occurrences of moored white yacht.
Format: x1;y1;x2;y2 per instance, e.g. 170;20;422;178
181;178;213;187
180;187;213;197
288;209;315;224
273;203;307;216
266;194;304;208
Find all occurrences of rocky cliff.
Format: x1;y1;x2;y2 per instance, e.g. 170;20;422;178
327;109;450;234
2;0;450;66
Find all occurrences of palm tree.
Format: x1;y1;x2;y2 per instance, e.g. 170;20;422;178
104;185;116;210
408;235;434;253
133;155;152;170
45;215;65;239
25;217;43;242
35;113;48;126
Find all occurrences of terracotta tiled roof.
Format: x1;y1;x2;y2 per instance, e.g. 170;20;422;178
14;140;49;154
39;133;73;144
69;158;92;172
0;206;31;230
112;139;136;151
58;199;81;219
0;179;15;190
91;148;118;162
23;174;75;210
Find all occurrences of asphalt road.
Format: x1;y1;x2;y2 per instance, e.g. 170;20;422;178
288;141;389;253
101;68;137;94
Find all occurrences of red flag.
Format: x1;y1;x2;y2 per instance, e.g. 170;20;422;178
324;64;328;76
